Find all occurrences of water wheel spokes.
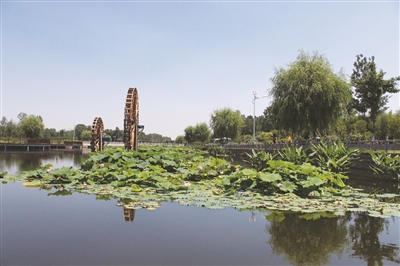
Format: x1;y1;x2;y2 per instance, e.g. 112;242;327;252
124;88;139;151
91;117;104;152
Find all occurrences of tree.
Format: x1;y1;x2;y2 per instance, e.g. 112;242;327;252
351;54;400;135
0;116;7;138
194;123;211;143
241;115;254;136
81;130;92;141
19;115;44;139
352;119;368;136
256;131;273;143
241;115;270;136
269;50;351;138
162;136;172;142
175;135;186;144
146;133;164;142
210;107;244;141
263;106;278;133
184;126;197;144
113;127;123;141
42;128;58;139
1;118;18;141
103;129;113;138
75;124;89;140
376;111;400;139
17;112;28;122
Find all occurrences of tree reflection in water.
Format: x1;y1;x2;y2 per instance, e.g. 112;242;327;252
266;211;400;266
349;212;400;265
266;212;349;266
0;151;90;173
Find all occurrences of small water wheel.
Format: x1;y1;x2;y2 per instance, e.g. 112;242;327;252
91;117;104;152
124;88;139;151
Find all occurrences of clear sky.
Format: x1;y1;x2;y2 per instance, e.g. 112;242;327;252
1;0;399;140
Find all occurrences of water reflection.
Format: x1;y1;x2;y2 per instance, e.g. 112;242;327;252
43;186;138;223
349;212;400;265
266;212;349;265
348;169;400;195
249;210;257;222
264;211;400;266
41;183;400;265
122;206;136;222
0;151;90;174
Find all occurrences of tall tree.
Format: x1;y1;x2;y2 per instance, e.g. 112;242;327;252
241;115;271;136
19;115;44;139
80;130;92;141
210;108;244;141
241;115;254;136
0;117;7;138
350;54;400;135
74;124;88;140
184;125;196;144
376;111;400;139
114;127;123;141
269;50;351;138
194;123;211;143
2;118;18;140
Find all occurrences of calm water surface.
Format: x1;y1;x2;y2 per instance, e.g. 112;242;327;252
1;151;399;265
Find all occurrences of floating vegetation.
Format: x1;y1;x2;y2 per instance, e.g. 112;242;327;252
3;146;400;219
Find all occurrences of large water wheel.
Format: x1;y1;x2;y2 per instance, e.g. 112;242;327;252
91;117;104;152
124;88;139;151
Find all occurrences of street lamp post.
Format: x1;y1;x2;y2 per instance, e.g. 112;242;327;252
252;91;268;142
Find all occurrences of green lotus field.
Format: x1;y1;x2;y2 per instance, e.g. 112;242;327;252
2;146;399;219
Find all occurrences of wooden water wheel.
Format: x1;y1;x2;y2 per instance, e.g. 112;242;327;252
91;117;104;152
124;88;139;151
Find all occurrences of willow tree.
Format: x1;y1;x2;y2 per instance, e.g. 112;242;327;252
210;107;244;141
19;115;45;139
269;51;351;138
184;123;211;144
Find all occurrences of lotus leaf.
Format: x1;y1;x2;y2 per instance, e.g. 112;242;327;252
241;169;257;177
264;211;286;222
131;184;142;192
299;164;316;175
279;181;296;193
259;173;281;182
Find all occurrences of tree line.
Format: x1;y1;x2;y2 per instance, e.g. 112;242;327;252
0;115;172;143
179;51;400;144
2;51;399;144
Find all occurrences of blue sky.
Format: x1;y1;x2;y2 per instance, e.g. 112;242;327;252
1;0;399;140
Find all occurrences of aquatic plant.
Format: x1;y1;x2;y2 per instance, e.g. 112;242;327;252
368;150;400;181
244;149;276;171
277;145;311;165
309;140;361;175
3;146;399;218
207;144;231;159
